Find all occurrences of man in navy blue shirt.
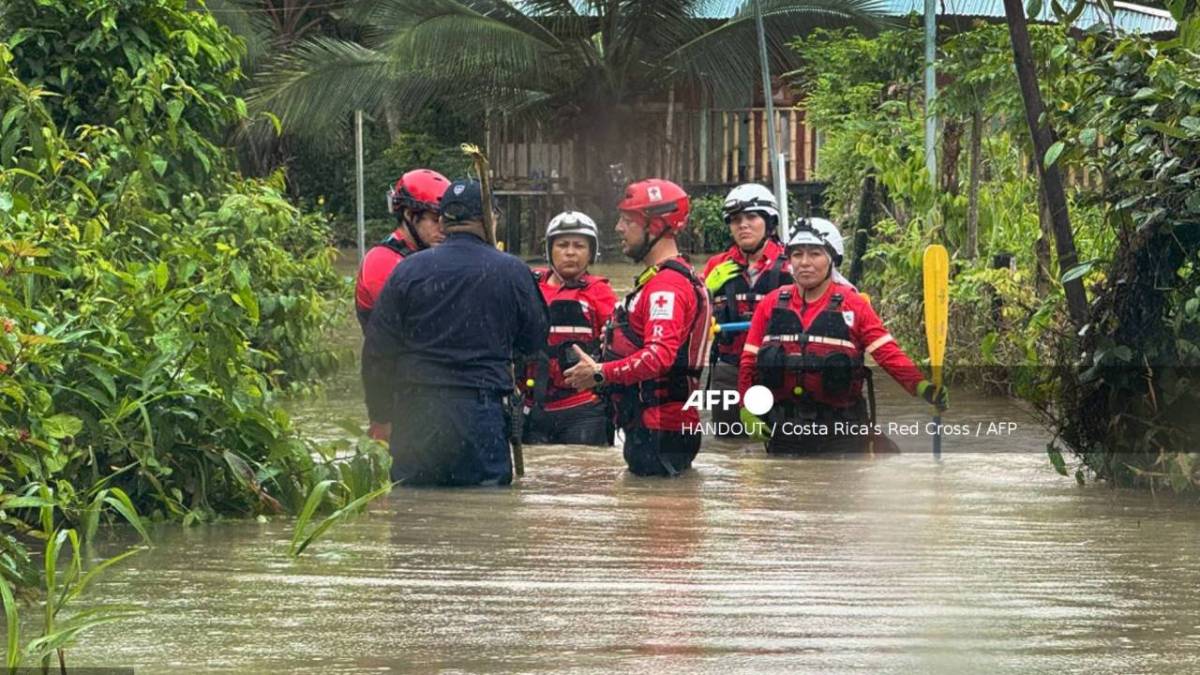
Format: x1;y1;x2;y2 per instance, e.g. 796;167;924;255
363;180;548;486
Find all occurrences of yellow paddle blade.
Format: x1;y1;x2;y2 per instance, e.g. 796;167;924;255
923;244;949;386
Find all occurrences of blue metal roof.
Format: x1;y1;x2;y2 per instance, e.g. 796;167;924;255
682;0;1177;35
515;1;1177;35
886;0;1176;34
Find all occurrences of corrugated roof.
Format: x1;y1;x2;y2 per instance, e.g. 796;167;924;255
887;0;1176;34
682;0;1177;34
515;1;1178;35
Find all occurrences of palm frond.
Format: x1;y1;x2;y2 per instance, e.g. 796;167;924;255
377;6;565;89
249;36;438;139
349;0;565;51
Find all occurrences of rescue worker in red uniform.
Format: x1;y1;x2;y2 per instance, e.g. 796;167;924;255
738;218;948;454
354;169;450;330
520;211;618;445
701;184;791;433
564;179;713;477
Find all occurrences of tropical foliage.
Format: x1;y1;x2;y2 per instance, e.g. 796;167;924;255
1055;14;1200;491
794;12;1200;491
250;0;891;211
0;0;390;664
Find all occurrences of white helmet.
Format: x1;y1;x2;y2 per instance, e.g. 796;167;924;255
545;210;599;264
785;217;844;265
722;183;779;232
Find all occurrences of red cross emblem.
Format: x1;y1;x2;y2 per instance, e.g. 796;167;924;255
654;295;669;309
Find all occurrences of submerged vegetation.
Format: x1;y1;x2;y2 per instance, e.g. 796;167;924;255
0;0;389;665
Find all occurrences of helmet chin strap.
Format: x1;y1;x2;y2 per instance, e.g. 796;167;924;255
740;234;768;257
403;211;429;250
628;222;663;263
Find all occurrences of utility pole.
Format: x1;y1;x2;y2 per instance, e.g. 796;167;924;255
755;0;788;238
924;0;937;185
355;109;365;262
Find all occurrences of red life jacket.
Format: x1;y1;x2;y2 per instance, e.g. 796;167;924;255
354;231;417;329
522;270;608;412
602;259;709;429
754;287;868;411
710;252;790;362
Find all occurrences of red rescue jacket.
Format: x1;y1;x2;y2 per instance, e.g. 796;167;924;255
701;240;791;363
354;228;418;330
601;257;712;432
521;269;617;412
738;282;924;409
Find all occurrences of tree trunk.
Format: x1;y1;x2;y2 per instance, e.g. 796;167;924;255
940;118;963;196
965;109;983;259
383;105;403;143
848;172;877;287
1003;0;1088;326
1034;180;1054;297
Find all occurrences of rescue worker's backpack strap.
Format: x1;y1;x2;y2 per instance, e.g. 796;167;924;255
381;233;416;258
763;254;787;293
636;259;707;405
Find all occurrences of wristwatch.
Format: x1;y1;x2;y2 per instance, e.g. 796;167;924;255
592;368;606;385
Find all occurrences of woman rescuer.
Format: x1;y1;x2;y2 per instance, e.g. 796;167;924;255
736;217;948;454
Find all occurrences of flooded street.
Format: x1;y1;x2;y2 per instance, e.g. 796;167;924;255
72;258;1200;673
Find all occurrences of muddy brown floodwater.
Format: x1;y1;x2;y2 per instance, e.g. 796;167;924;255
71;258;1200;673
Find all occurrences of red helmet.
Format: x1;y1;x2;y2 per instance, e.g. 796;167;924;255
388;169;450;215
618;178;690;237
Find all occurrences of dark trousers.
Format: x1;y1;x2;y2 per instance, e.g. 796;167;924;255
622;427;701;477
523;398;611;446
390;385;512;486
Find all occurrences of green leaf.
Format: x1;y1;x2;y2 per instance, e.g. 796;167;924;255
1047;443;1068;476
103;488;151;545
291;483;392;557
24;608;141;661
1079;128;1098;146
1061;259;1099;284
0;191;12;212
151;156;168;176
1043;141;1065;169
154;261;169;291
43;414;83;439
1026;0;1043;19
232;287;260;322
290;480;335;556
1181;116;1200;133
1132;87;1157;101
1144;121;1186;139
166;99;184;124
0;575;19;670
183;31;199;57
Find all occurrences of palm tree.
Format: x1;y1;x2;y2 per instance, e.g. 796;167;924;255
202;0;352;177
250;0;887;197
